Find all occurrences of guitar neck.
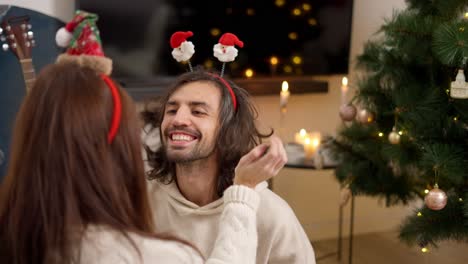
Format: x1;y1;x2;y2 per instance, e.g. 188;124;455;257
19;59;35;93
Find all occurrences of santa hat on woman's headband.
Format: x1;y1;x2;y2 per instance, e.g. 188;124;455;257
55;10;112;75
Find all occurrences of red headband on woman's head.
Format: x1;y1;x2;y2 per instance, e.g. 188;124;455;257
100;74;122;143
56;10;120;144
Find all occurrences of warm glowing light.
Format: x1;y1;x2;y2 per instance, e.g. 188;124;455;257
303;132;322;158
378;132;384;137
465;12;468;18
246;8;255;16
275;0;285;7
312;138;320;147
282;81;289;92
446;89;450;94
283;65;293;73
270;56;279;65
288;32;298;40
308;18;317;26
398;131;403;135
424;189;429;194
453;116;458;121
342;77;348;86
292;56;302;65
210;28;221;37
302;3;311;11
300;129;307;137
459;198;463;202
417;212;422;217
245;68;254;78
292;8;302;16
204;59;214;69
421;247;429;253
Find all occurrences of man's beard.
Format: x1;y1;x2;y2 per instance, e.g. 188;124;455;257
162;128;217;163
164;143;217;164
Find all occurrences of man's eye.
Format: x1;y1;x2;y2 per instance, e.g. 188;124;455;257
192;111;206;115
166;109;177;114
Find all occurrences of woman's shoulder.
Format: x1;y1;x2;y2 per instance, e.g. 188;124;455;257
79;225;203;264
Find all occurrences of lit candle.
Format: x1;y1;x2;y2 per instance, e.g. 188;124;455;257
294;128;307;145
280;81;290;111
341;76;348;104
304;132;321;159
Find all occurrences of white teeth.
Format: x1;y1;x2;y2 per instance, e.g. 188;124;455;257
172;134;195;141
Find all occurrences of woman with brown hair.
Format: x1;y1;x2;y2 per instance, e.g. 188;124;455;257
0;62;280;264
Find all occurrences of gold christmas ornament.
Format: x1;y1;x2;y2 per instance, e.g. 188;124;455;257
356;108;374;124
339;103;357;121
424;184;447;210
388;126;401;144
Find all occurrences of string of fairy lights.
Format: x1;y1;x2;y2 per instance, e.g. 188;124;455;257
186;0;331;78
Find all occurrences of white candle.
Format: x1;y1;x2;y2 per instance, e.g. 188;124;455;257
304;132;321;159
280;81;290;109
294;128;307;145
341;76;348;104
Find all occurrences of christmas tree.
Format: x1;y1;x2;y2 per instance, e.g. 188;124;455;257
329;0;468;249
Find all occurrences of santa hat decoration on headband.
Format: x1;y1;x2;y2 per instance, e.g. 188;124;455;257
213;32;243;76
170;31;195;71
55;10;112;75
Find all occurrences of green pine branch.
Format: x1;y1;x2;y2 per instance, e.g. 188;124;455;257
399;194;468;247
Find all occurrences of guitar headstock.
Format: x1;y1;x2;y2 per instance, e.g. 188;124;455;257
1;15;35;60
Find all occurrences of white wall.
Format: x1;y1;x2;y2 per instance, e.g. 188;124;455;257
0;0;75;22
254;0;412;241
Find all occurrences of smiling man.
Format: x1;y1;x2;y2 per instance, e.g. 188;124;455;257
141;69;316;264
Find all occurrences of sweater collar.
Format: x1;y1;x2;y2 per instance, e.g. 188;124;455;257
157;180;268;216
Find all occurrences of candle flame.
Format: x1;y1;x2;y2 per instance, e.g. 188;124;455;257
300;129;307;136
342;77;348;86
312;138;320;147
282;81;289;92
304;138;311;145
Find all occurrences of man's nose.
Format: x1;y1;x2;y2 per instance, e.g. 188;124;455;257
172;107;191;126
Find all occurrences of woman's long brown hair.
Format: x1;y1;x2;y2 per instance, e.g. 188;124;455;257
0;63;198;263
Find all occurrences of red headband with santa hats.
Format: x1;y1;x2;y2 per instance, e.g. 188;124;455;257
55;10;120;143
170;31;194;49
169;31;243;111
218;33;244;48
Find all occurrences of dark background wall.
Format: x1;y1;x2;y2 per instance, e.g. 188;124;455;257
0;5;64;180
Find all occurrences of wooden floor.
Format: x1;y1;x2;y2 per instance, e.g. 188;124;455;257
311;230;468;264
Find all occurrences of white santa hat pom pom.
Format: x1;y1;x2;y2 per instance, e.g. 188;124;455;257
55;27;72;48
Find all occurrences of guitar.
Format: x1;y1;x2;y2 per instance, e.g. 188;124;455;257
0;15;36;93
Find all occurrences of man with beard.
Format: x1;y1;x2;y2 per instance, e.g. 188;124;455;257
141;69;316;264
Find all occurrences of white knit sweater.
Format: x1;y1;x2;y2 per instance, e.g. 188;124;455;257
141;125;316;263
77;185;260;263
148;180;316;264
